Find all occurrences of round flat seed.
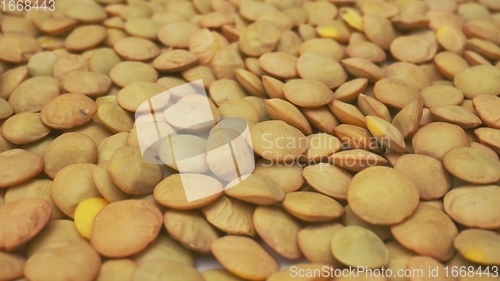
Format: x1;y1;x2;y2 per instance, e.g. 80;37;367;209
89;48;122;75
253;159;304;194
219;99;260;124
421;85;464;108
0;149;43;188
0;33;41;63
454;229;500;265
454;65;500;99
366;116;406;153
27;52;58;77
412;122;470;161
96;98;134;133
331;225;389;268
154;174;223;210
235;69;266;97
348;166;419;225
25;240;101;281
301;106;339;135
116;81;167;112
385;62;431;90
390;35;437;63
8;76;60;114
225;173;284;206
283;79;335;108
330;149;388;172
158;22;199;49
1;112;51;145
304;1;337;25
108;146;163;195
114;37;160;61
209;79;247;106
109;61;158;87
262;75;284;99
346;41;386;63
298;223;344;266
259;52;297;80
91;200;162;258
299;38;344;61
436;26;467;54
392;98;423;139
296;52;347;89
164;209;219;253
253;205;302;259
329;100;366;128
153;49;197;72
429;105;482;129
443;146;500;184
41;93;97;130
434;52;469;80
124;18;159;39
65;25;107;51
96;259;137;281
42;133;97;179
282;191;345;222
26;219;85;257
333;78;368;103
239;0;278;21
62;71;112;97
250;120;307;162
202;196;255;237
444;185;500;230
239;21;281;57
211;235;279;280
391;204;458;261
363;14;395;50
394;154;451;200
265;98;312;135
303;163;352;200
0;198;52;251
341;58;384;83
373;78;421;109
40;17;78;36
66;1;107;23
132;234;194;266
0;66;28;100
473;95;500;129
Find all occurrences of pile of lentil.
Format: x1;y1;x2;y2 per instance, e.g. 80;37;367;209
0;0;500;280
